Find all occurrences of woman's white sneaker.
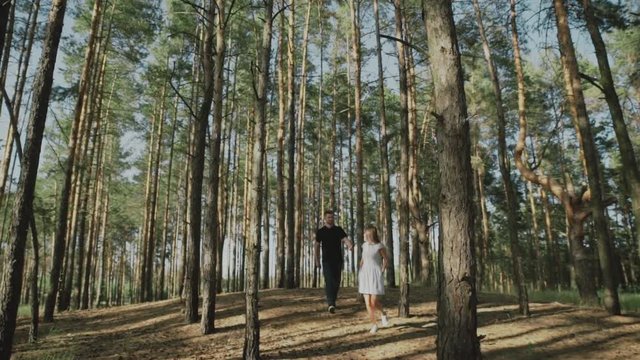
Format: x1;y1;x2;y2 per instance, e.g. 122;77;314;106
369;324;378;334
381;315;389;327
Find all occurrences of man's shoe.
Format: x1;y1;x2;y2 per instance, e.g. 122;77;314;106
328;305;335;313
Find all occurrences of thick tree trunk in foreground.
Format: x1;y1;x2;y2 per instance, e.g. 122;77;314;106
423;0;481;358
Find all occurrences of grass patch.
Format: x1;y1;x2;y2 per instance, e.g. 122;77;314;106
528;289;640;314
17;305;32;318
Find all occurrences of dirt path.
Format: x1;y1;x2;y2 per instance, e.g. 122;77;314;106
11;287;640;359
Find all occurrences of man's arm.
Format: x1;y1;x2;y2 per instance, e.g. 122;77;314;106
314;239;321;268
342;237;354;251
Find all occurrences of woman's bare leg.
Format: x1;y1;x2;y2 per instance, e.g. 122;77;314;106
371;295;385;316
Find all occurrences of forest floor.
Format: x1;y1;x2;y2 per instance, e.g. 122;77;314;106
11;287;640;359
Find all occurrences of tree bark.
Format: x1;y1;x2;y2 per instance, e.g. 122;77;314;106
423;0;481;358
580;0;640;260
394;0;410;317
45;0;102;322
244;1;273;357
186;9;215;322
552;0;620;315
202;0;225;334
510;0;598;305
0;0;67;355
285;0;296;289
275;0;286;289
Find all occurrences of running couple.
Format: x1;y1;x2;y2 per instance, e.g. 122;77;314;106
314;210;390;334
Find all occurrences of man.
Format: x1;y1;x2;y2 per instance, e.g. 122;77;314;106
315;210;353;313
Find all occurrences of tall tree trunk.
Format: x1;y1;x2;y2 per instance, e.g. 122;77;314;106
244;1;273;358
349;0;364;283
580;0;640;260
394;0;410;317
423;0;481;358
186;10;215;322
285;0;296;289
45;0;102;322
471;0;528;315
552;0;620;315
373;0;396;288
145;83;167;302
202;0;225;334
510;0;598;305
0;0;67;355
275;1;286;289
295;0;311;288
158;90;179;300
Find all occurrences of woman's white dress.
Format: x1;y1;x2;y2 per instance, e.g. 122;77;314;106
358;242;385;295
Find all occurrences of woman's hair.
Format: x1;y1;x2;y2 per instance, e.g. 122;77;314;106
364;225;381;244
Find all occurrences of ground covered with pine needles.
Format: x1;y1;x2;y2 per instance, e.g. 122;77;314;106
10;287;640;359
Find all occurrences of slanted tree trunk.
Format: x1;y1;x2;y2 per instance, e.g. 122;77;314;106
552;0;620;315
423;0;481;358
0;0;67;355
244;1;273;357
28;225;39;342
471;0;529;315
580;0;640;260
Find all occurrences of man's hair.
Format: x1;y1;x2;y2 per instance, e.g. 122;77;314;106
324;210;334;216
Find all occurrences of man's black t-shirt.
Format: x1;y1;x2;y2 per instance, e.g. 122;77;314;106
316;225;348;267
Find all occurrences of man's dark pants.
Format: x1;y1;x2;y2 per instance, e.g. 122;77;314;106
322;261;342;307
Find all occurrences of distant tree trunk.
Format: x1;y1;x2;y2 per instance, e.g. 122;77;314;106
45;0;102;323
261;149;270;289
394;0;410;317
275;1;286;289
373;0;396;288
178;142;190;299
244;1;273;358
285;0;296;290
474;146;490;291
579;0;640;260
472;0;528;315
552;0;620;315
0;0;67;355
423;0;481;359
